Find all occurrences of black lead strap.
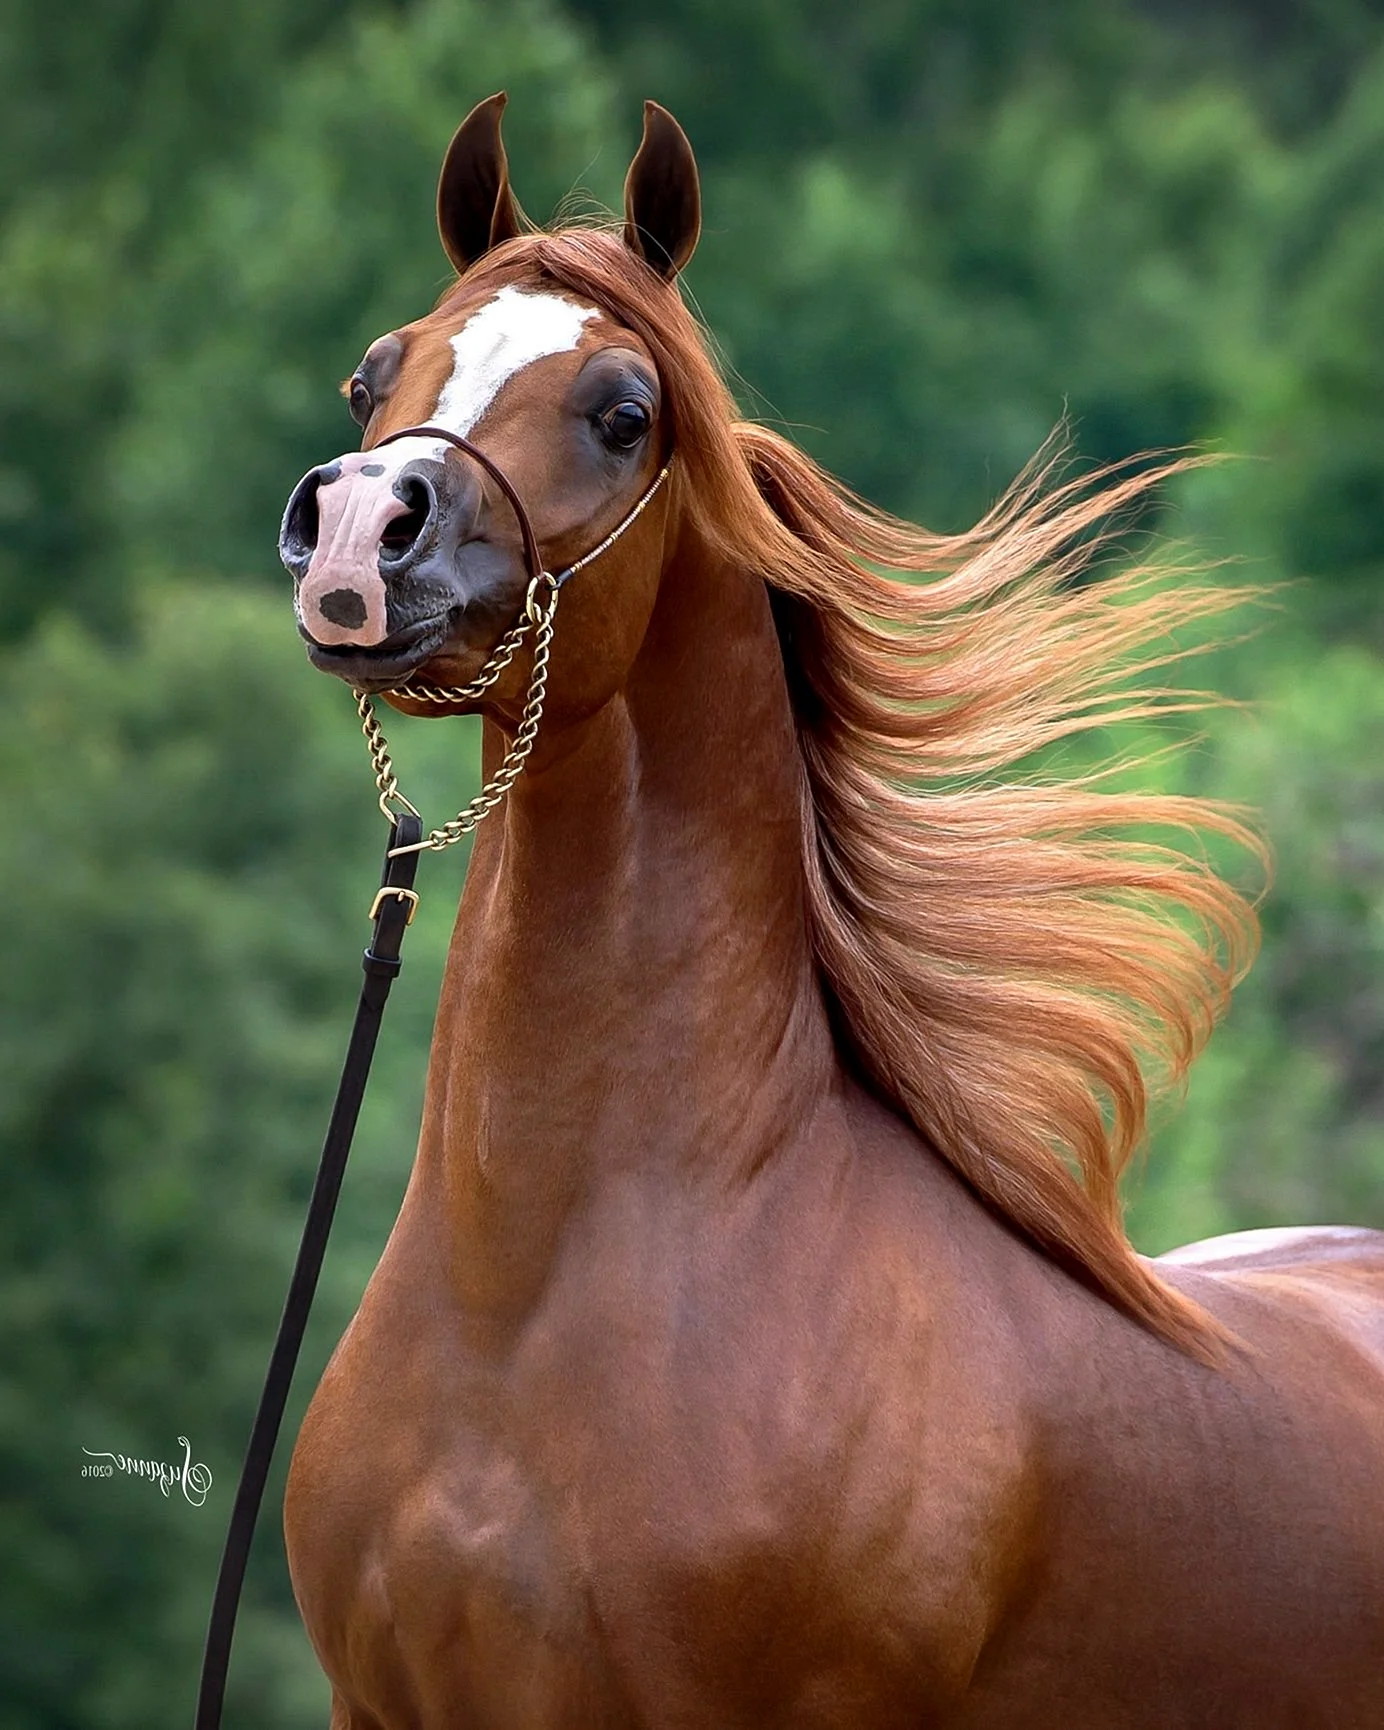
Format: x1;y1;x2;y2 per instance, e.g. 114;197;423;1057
194;812;423;1730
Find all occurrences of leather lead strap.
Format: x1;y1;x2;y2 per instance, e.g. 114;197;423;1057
193;813;423;1730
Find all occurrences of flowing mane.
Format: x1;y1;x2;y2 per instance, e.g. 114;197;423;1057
452;226;1262;1356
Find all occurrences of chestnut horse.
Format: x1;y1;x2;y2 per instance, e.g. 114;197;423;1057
278;94;1384;1729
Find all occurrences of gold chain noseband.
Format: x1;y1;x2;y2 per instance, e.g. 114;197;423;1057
357;572;559;853
348;424;670;858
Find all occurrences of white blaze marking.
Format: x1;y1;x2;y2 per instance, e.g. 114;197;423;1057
433;285;599;435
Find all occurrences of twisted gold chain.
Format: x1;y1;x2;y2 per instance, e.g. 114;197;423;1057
386;611;532;705
348;458;670;862
355;574;559;857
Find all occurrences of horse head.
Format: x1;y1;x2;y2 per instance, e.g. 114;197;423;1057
279;92;700;723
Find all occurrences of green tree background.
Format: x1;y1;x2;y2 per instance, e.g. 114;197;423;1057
2;1;1382;1723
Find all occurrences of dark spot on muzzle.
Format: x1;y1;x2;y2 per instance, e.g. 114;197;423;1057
318;588;369;628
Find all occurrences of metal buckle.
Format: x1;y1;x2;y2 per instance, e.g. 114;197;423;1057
367;886;420;925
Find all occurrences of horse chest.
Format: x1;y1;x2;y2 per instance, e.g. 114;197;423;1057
286;1252;1003;1730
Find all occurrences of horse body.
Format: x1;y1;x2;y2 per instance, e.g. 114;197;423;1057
280;94;1384;1729
286;531;1384;1727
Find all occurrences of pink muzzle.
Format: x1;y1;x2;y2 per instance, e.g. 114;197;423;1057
295;451;414;646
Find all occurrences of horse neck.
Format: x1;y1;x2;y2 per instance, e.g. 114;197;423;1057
410;529;838;1293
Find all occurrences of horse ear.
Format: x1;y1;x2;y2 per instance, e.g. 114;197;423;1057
437;91;527;275
623;101;701;280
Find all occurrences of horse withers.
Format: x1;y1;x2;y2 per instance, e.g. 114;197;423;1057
278;93;1384;1729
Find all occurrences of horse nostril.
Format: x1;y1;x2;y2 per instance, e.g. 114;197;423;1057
279;466;331;576
379;475;434;563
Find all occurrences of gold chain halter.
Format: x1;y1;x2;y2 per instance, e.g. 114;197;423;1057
347;426;670;859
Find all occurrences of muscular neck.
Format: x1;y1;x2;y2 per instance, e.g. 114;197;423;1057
406;537;839;1305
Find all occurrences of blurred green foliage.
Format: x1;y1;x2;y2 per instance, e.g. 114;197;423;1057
2;1;1382;1724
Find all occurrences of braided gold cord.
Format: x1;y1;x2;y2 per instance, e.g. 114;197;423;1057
560;461;669;580
353;578;559;855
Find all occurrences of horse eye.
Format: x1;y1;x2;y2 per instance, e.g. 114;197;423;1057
600;401;651;450
348;376;374;428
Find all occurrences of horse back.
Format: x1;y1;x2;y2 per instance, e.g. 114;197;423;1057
1159;1222;1384;1362
938;1221;1384;1728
